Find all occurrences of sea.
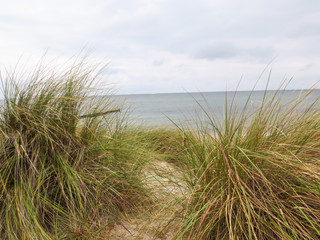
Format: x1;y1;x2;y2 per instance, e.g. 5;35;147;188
115;89;320;127
1;90;319;128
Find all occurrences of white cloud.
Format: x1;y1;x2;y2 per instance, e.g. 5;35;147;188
0;0;319;94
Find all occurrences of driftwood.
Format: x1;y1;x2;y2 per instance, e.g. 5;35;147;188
79;109;120;118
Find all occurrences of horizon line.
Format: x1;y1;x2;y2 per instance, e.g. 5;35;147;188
116;88;320;96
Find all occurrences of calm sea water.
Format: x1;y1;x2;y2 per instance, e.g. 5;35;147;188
116;90;320;127
1;90;319;128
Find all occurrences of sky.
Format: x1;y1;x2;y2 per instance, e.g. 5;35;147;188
1;0;320;94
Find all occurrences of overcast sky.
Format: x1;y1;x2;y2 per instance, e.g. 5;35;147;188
1;0;320;94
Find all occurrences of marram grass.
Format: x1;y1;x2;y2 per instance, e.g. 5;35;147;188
0;59;151;239
1;58;320;240
171;88;320;239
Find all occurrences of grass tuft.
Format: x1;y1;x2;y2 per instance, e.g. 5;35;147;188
0;58;150;239
172;87;320;239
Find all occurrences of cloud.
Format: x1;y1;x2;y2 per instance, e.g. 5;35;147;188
0;0;319;94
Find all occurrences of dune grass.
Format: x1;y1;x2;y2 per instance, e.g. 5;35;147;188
0;59;152;239
0;57;319;240
170;87;320;239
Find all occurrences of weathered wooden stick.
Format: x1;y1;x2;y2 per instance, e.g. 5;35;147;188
79;109;120;118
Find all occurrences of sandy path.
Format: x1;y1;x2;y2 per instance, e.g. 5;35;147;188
104;161;187;239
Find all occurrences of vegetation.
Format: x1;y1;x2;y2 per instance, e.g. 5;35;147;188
0;60;151;239
171;87;320;239
0;58;319;239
